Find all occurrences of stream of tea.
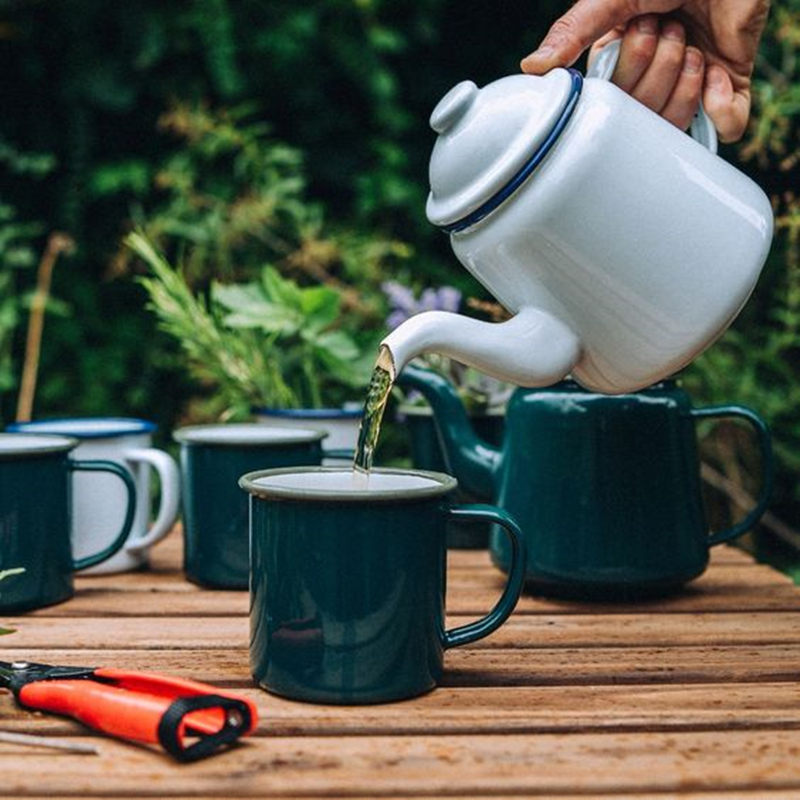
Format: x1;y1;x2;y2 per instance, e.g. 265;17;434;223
352;345;396;482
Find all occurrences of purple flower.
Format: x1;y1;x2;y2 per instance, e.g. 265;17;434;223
382;281;417;313
383;281;462;330
435;286;462;313
386;309;410;331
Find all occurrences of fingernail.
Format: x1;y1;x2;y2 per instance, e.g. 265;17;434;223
637;16;658;35
684;48;703;74
706;66;726;87
521;45;554;69
662;21;685;41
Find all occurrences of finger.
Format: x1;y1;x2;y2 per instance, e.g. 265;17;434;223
587;28;624;73
703;65;751;142
521;0;681;73
629;19;687;113
659;46;705;130
609;16;660;92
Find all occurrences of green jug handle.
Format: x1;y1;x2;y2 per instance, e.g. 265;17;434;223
69;459;138;570
691;405;774;546
442;504;526;649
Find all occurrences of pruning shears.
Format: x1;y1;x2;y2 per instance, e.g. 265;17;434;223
0;660;258;762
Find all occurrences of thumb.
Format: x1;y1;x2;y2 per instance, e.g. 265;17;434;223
521;0;681;73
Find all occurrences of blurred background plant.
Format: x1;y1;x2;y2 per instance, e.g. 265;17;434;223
129;230;378;417
0;136;59;406
0;0;797;569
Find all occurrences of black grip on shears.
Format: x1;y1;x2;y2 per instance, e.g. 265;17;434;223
157;693;254;762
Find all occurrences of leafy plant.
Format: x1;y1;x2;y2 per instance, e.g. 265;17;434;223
215;266;371;409
115;101;409;306
0;134;58;413
129;231;375;416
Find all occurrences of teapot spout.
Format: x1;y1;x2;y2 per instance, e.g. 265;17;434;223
381;307;581;387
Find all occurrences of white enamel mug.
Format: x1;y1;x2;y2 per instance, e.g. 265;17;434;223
419;43;774;394
8;418;180;573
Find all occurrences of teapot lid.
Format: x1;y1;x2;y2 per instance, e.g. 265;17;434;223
426;69;582;232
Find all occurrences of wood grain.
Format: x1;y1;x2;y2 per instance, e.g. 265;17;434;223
2;528;799;797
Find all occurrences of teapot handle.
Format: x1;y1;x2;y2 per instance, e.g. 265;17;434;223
586;39;718;154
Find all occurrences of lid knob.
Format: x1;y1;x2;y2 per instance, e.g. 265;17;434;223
426;70;580;228
430;81;478;134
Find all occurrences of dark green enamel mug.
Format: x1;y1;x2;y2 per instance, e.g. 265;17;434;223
239;467;526;704
0;433;136;611
174;424;350;589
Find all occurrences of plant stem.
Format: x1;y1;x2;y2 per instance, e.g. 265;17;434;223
16;233;74;422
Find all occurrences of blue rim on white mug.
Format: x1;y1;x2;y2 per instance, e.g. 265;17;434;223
7;417;157;439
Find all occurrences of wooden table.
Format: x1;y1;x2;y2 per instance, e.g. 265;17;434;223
2;530;800;798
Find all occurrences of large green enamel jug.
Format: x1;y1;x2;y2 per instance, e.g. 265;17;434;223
399;365;773;599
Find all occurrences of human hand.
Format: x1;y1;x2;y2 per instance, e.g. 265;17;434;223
520;0;770;142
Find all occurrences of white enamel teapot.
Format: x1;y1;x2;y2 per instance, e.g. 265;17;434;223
382;42;774;393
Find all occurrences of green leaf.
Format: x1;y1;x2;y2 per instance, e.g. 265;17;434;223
260;265;303;309
300;286;341;330
314;330;361;362
88;160;151;198
222;302;300;334
211;282;265;312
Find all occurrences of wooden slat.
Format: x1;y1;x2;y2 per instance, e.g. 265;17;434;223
26;579;800;618
2;730;800;796
27;570;800;619
12;795;800;800
5;611;800;650
4;682;800;737
1;644;798;688
12;796;800;800
2;526;800;797
52;541;796;621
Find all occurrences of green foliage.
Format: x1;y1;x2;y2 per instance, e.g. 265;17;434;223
119;102;307;284
130;231;375;415
0;0;550;433
119;101;408;418
1;0;797;534
0;214;34;393
215;266;367;408
0;137;54;395
130;230;295;417
118;101;411;304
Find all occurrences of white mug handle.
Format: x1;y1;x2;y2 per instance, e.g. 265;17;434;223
121;447;181;554
587;38;718;154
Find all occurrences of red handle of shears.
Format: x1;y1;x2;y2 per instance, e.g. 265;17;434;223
18;668;258;761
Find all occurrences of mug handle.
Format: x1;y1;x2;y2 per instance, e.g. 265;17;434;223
121;447;181;554
69;460;138;570
691;405;774;546
587;38;718;153
441;504;526;649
